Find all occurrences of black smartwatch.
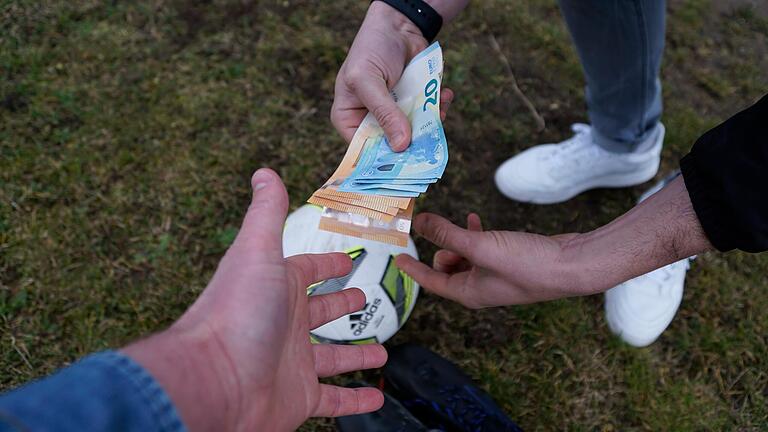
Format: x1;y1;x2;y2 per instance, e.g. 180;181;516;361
372;0;443;42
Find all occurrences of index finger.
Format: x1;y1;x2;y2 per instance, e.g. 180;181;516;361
287;253;353;289
395;254;471;305
308;288;365;329
433;212;484;272
412;213;482;262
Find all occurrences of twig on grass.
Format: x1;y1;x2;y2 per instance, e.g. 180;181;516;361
10;335;32;370
488;33;546;132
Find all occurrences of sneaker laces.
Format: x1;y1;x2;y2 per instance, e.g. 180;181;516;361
550;123;591;156
547;123;604;177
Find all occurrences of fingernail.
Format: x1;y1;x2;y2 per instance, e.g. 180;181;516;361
252;168;272;191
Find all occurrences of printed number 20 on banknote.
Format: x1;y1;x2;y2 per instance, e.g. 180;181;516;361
338;43;447;191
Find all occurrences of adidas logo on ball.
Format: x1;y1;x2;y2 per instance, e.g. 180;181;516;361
283;205;421;344
349;298;383;336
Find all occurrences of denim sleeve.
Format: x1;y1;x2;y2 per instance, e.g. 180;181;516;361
0;351;187;432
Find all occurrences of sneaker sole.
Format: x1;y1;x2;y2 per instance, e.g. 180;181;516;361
495;158;660;204
605;299;662;347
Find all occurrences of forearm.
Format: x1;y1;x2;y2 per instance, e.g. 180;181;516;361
563;93;768;290
122;326;237;432
561;176;714;294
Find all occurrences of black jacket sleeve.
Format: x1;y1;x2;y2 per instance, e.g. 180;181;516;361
680;94;768;253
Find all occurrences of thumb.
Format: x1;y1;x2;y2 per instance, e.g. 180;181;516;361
355;76;411;152
232;168;289;257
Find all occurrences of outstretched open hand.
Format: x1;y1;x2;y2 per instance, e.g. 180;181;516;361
125;169;386;431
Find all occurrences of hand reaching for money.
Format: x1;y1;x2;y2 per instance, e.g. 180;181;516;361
124;169;387;431
396;176;715;309
395;213;585;308
332;1;453;152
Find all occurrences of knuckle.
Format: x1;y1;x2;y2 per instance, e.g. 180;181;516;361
456;285;481;309
431;223;451;247
352;389;361;413
285;262;300;288
291;260;308;287
332;388;343;416
330;103;341;124
487;230;508;248
248;190;288;217
329;347;342;376
317;296;331;324
370;103;397;127
309;258;322;285
342;65;367;92
357;345;367;368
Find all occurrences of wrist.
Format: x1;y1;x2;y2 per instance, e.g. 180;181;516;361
557;232;621;295
368;1;428;47
546;233;598;296
122;325;239;432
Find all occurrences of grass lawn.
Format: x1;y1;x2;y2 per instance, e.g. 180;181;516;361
2;0;767;430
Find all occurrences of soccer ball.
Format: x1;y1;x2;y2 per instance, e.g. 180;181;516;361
282;205;419;344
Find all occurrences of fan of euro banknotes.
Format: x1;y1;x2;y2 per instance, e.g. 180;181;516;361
308;42;447;247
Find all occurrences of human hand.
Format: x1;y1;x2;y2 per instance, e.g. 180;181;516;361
331;1;453;152
395;213;585;309
396;177;715;310
124;169;387;431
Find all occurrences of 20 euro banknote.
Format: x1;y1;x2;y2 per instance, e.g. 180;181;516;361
310;42;446;245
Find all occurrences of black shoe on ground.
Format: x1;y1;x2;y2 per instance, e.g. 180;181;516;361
383;344;522;432
335;382;429;432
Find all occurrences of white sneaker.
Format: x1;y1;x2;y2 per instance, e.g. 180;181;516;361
605;258;690;347
494;123;664;204
604;172;693;347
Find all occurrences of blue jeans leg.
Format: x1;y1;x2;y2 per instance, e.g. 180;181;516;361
558;0;666;153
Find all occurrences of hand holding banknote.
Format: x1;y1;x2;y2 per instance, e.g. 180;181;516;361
312;42;449;246
332;1;454;151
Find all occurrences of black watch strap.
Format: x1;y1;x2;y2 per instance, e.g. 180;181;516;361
373;0;443;42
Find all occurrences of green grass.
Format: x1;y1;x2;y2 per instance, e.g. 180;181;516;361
2;0;767;430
